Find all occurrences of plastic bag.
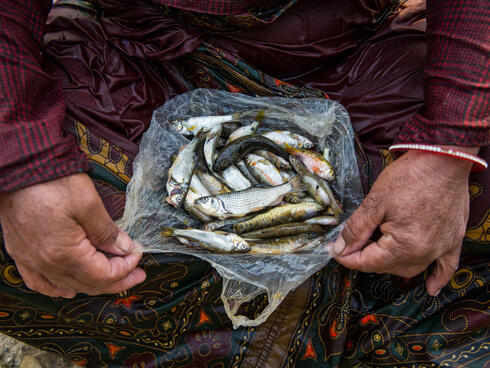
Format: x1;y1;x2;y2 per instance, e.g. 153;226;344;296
119;89;363;328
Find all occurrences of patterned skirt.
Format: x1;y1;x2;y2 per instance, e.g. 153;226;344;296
0;0;488;366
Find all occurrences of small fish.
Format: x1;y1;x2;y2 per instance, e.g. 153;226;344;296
242;222;327;238
245;153;284;186
166;131;205;208
305;216;339;226
233;202;325;233
236;160;260;185
195;175;305;219
286;146;335;181
255;150;292;171
289;155;342;214
262;131;314;150
219;165;252;191
169;111;250;136
225;121;260;145
196;169;231;195
161;227;250;253
248;233;318;254
213;135;289;172
183;175;213;223
203;125;222;172
202;214;256;231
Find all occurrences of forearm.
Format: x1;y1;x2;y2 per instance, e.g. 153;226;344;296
396;0;490;147
0;0;88;193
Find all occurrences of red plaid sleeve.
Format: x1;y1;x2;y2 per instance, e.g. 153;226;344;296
0;0;88;193
397;0;490;146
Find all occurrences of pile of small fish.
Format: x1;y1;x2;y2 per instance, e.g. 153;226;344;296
161;111;343;254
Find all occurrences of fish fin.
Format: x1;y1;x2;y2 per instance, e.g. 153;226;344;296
206;126;222;141
288;174;307;194
160;227;175;237
232;109;265;121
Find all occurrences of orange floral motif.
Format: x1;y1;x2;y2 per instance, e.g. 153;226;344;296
302;339;317;360
197;309;212;326
113;295;141;309
105;342;126;359
360;314;378;325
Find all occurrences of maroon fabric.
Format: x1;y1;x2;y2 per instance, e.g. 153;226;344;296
397;0;490;146
154;0;267;15
0;0;488;195
0;0;88;193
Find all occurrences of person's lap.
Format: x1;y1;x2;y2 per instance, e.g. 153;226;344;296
0;0;488;366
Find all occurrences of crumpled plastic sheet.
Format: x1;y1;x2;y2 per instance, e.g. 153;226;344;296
119;89;363;328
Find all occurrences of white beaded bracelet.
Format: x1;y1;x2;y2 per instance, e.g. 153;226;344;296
388;143;488;172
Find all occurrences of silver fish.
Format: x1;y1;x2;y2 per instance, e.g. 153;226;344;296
196;169;231;195
161;227;250;253
245;153;284;186
233;202;325;233
169;111;248;136
262;131;314;150
183;175;213;223
195;175;305;219
236;160;259;185
305;216;339;226
225;121;260;145
219;165;252;191
255;150;292;170
166;132;204;208
289;155;341;214
204;125;222;172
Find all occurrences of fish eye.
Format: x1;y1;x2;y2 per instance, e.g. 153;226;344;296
201;197;208;203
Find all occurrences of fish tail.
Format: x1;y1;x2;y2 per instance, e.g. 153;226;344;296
160;227;175;237
233;109;265;121
288;174;306;194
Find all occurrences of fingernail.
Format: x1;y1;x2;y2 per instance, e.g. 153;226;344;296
115;233;133;253
333;235;345;256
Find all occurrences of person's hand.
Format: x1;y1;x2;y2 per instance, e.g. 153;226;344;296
0;173;146;298
333;147;477;296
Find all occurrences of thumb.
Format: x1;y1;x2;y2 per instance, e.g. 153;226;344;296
333;195;383;256
74;185;139;255
425;250;460;296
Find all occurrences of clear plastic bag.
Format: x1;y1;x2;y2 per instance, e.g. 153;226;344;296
119;89;363;328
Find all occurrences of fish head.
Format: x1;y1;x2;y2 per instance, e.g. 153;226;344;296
226;234;250;252
170;119;185;132
303;141;314;149
168;186;185;207
288;155;305;172
194;196;223;217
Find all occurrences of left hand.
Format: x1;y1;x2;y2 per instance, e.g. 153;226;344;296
333;146;477;296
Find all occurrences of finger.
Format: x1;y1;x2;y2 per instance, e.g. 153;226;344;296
335;241;391;273
65;243;146;294
73;182;138;255
425;250;460;296
334;194;384;256
17;264;76;298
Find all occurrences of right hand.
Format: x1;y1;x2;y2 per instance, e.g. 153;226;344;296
0;173;146;298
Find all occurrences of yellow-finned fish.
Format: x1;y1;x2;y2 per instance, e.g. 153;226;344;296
233;202;325;233
161;227;250;253
286;145;335;181
245;153;285;186
194;175;305;219
169;111;253;136
225;121;260;145
289;155;342;214
262;131;314;150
